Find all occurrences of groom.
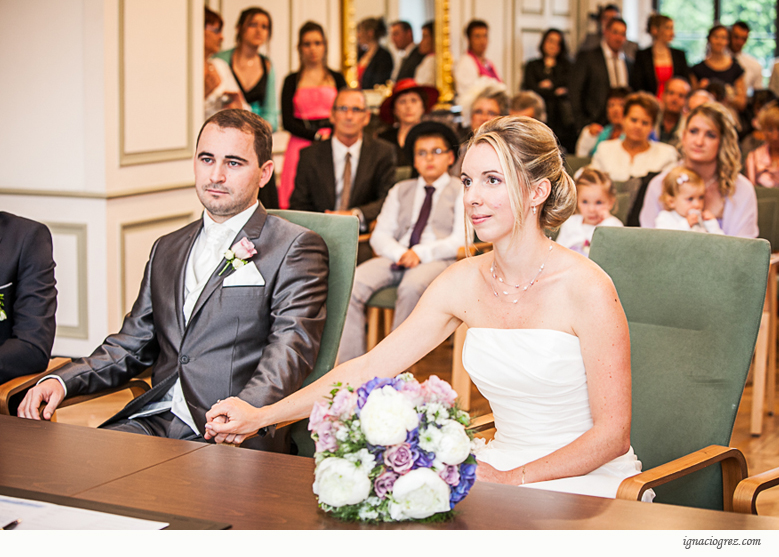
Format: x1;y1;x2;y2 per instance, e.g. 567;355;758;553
18;109;329;452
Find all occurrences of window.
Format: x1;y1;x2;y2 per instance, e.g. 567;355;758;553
658;0;777;81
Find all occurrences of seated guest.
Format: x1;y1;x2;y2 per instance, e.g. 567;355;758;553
686;89;716;114
655;166;724;233
575;87;630;157
378;79;439;167
592;92;678;182
357;17;393;90
0;212;56;384
630;14;689;98
569;17;632;135
413;21;436;87
290;88;396;233
279;21;347;209
659;77;691;144
639;102;758;238
391;21;424;82
460;80;509;141
454;20;502;102
522;28;576;152
740;89;777;159
204;7;249;119
691;25;747;113
509;91;547;122
18;109;329;454
337;122;464;363
555;167;622;257
746;101;779;188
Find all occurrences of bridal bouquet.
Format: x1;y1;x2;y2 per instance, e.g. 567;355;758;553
309;373;478;522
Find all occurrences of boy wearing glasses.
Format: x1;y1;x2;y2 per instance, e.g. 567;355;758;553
337;121;464;363
290;88;396;234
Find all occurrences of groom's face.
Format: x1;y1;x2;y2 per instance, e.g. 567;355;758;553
194;123;270;223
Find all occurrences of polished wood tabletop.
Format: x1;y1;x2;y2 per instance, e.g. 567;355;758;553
3;416;779;529
0;414;206;497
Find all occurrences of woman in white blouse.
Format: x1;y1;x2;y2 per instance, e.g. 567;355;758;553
592;92;678;182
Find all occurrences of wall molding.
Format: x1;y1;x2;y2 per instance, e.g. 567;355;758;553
118;0;194;166
521;0;544;15
0;183;195;200
47;223;89;340
119;212;196;315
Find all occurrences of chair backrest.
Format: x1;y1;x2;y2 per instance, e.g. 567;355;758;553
564;155;591;176
589;227;769;509
754;187;779;251
612;192;631;225
267;210;358;455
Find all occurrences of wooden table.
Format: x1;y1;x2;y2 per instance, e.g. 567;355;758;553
3;416;779;529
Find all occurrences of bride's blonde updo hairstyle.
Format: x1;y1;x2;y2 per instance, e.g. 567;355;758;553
466;116;576;241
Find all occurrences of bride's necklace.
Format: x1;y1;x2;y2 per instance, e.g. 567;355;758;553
490;241;553;304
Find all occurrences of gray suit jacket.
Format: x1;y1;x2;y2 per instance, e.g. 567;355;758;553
54;205;328;451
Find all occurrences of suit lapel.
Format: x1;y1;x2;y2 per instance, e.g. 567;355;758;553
187;205;267;325
321;141;337;210
352;138;373;206
172;220;202;335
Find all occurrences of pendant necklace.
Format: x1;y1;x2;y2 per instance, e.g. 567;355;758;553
490;240;553;304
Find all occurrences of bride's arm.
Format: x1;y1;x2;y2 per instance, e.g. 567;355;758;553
478;261;632;485
204;260;470;443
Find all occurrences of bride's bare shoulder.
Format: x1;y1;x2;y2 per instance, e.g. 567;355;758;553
556;245;619;301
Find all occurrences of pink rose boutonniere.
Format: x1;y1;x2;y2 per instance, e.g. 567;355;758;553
219;237;257;275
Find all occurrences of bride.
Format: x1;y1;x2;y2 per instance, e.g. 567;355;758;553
205;116;647;499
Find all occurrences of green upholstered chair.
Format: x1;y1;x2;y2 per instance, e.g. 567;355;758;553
589;227;770;510
612;192;632;225
755;187;779;251
564;156;591;177
365;286;398;351
267;210;359;456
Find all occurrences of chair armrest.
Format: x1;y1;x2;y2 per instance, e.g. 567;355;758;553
467;412;495;433
616;445;748;511
57;373;152;409
0;357;70;415
733;466;779;514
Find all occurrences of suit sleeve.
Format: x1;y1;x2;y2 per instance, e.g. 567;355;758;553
289;147;317;211
0;223;57;381
55;241;162;396
355;142;397;224
236;229;329;407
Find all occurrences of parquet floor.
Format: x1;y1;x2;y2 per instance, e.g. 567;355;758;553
54;341;779;517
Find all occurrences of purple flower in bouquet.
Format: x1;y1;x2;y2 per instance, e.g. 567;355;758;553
356;377;403;409
413;448;436;469
383;443;416;474
374;470;399;499
314;420;338;453
439;465;461;486
449;462;477;506
421;375;458;406
308;400;330;431
330;388;357;419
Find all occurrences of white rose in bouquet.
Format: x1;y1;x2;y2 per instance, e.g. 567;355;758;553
313;457;372;507
436;420;472;465
360;385;419;446
389;468;451;520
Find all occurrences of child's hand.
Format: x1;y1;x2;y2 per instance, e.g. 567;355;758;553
686;210;701;227
702;210;715;221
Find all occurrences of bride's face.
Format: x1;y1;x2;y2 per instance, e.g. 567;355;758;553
461;143;515;242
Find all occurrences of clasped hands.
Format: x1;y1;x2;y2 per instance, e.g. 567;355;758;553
204;397;261;445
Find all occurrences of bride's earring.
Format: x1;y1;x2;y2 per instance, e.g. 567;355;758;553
532;205;537;215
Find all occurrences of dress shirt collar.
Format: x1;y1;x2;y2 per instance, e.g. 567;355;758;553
332;135;363;159
601;40;624;61
202;201;258;238
418;171;453;192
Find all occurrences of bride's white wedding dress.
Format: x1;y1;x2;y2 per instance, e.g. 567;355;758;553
463;328;652;500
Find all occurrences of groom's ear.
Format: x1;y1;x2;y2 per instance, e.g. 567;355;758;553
258;160;274;189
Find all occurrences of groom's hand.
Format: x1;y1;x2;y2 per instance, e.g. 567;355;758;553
18;379;65;421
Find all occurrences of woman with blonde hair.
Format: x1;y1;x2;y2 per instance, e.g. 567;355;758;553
639;102;758;237
205;116;651;500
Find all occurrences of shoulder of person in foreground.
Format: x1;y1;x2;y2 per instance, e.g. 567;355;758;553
557;248;626;329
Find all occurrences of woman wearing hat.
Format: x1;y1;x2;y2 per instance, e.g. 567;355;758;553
378;79;439;167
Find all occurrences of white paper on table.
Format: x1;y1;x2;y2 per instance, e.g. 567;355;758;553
0;495;168;530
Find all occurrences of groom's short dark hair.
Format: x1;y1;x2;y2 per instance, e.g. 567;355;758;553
197;109;273;166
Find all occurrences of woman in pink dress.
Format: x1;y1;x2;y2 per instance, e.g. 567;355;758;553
279;22;347;209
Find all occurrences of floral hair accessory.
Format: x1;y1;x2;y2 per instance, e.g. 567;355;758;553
676;173;690;186
310;374;478;522
219;237;257;275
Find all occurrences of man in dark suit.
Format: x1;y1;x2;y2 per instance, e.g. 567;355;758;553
570;17;633;134
18;109;328;453
0;213;57;383
290;88;396;233
391;21;425;82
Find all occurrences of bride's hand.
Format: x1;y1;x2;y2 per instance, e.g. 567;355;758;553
204;397;261;444
475;460;519;485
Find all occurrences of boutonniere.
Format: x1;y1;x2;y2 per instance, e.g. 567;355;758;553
0;293;6;321
219;238;257;275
